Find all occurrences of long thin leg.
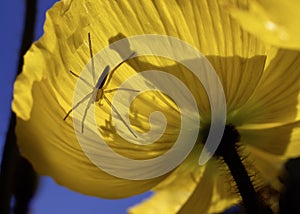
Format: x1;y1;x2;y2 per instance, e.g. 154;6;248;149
88;33;96;85
104;51;136;86
81;102;90;133
81;92;97;133
69;70;94;88
63;91;94;120
103;96;137;138
104;88;139;93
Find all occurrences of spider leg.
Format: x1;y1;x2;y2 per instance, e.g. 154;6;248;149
103;96;137;138
104;88;139;93
63;91;94;120
69;70;94;88
88;33;96;85
81;91;97;133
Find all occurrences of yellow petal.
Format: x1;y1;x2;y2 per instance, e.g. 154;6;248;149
15;78;166;198
226;0;300;49
178;160;238;214
13;0;268;122
12;45;48;120
239;121;300;155
210;55;266;113
178;165;214;214
283;125;300;159
242;145;285;189
12;0;188;198
63;0;268;114
175;0;268;111
128;146;204;214
234;49;300;125
130;157;239;214
12;0;270;207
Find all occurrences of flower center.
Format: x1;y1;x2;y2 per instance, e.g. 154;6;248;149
200;124;240;157
215;124;240;157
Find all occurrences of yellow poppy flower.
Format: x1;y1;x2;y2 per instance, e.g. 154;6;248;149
12;0;300;213
226;0;300;49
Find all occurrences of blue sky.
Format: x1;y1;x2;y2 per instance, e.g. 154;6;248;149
0;0;151;213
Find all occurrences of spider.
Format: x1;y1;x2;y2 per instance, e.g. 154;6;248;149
64;32;138;137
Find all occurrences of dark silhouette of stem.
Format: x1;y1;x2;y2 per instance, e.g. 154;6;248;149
0;0;37;213
222;145;261;213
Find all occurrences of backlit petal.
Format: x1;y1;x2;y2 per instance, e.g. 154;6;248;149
178;160;238;214
12;0;286;211
239;121;300;156
235;49;300;125
15;79;166;198
226;0;300;49
128;146;204;214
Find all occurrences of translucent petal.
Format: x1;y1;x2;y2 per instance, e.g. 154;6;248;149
242;145;285;189
239;121;300;155
12;0;270;207
283;125;300;159
15;79;166;198
226;0;300;49
43;0;267;114
130;157;239;214
234;49;300;125
178;160;238;214
128;147;204;214
176;0;267;111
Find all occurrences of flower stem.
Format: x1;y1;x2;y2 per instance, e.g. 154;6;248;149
0;0;37;213
222;145;262;213
215;125;272;213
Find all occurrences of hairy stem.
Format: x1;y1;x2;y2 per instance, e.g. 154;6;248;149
222;145;261;213
215;125;272;213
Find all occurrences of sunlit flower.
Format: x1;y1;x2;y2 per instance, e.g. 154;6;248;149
12;0;300;213
226;0;300;49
